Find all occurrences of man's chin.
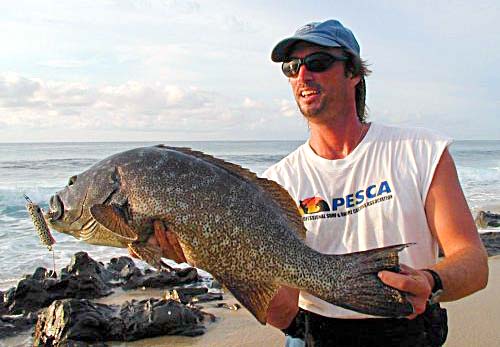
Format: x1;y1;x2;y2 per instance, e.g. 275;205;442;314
299;105;324;120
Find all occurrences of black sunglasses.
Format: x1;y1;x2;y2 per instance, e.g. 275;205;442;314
281;52;348;78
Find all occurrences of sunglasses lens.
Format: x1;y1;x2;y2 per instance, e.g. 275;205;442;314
281;53;346;77
282;59;300;77
305;53;335;72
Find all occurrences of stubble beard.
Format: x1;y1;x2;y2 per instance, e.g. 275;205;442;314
296;96;327;122
294;81;330;121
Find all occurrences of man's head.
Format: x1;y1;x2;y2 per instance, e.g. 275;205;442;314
271;20;370;123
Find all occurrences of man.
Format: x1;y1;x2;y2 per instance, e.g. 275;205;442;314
262;19;488;346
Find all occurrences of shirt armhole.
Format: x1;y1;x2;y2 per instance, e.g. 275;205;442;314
421;138;453;203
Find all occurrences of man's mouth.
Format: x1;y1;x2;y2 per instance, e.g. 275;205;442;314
300;89;320;98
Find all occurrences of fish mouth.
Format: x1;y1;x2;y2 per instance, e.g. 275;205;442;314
48;194;64;220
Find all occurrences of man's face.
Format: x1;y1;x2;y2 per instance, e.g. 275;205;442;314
286;43;360;123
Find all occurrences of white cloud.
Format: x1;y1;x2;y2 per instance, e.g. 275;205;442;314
278;99;299;118
38;59;93;69
1;1;498;140
0;73;309;140
242;97;262;108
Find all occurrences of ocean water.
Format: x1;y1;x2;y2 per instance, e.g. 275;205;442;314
0;140;498;290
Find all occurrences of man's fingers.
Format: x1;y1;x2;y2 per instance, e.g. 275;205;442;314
153;220;171;250
378;267;432;318
267;286;299;329
153;220;187;263
378;270;428;295
166;231;187;263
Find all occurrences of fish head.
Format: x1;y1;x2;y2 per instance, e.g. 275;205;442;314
46;164;120;238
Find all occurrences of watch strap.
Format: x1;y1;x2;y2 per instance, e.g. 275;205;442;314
423;269;443;305
423;269;443;292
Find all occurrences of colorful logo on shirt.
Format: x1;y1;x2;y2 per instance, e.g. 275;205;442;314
298;196;331;215
300;180;394;222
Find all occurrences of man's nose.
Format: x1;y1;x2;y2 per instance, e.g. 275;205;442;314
296;63;313;81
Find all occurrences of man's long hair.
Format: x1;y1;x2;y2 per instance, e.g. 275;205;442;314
344;51;371;123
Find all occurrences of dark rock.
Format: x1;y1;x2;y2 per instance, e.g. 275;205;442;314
119;263;143;281
176;267;199;281
107;256;136;273
6;277;50;314
5;271;112;315
1;288;15;314
45;273;113;299
32;267;50;281
0;312;38;338
123;267;198;290
33;299;118;346
174;287;208;297
210;279;222;289
33;298;206;346
480;232;500;257
120;299;206;340
61;252;117;283
4;252;116;315
193;293;224;303
164;287;208;304
107;256;142;283
1;253;209;342
475;210;500;228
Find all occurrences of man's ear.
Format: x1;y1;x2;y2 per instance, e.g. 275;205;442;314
350;74;361;86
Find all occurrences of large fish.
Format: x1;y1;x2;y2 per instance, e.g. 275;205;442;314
43;145;413;323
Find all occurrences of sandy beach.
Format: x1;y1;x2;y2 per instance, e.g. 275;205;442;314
442;256;500;347
114;257;499;347
2;257;498;346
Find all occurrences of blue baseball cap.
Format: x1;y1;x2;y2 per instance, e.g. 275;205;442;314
271;19;360;62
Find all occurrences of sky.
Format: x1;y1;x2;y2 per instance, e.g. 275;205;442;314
0;0;499;142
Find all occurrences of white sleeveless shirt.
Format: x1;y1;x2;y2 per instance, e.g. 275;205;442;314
262;122;452;319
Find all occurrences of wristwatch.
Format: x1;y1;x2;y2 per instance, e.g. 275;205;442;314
423;269;443;305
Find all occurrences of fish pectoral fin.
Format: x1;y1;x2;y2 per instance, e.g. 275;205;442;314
128;243;163;270
90;204;138;241
217;276;278;325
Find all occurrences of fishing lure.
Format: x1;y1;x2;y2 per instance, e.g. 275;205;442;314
24;195;57;273
24;195;56;251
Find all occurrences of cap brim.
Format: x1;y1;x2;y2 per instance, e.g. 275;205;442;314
271;35;342;62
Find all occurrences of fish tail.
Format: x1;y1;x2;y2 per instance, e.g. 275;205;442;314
313;243;414;318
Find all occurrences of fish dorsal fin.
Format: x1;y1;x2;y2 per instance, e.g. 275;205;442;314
217;274;278;324
90;204;138;241
160;146;306;240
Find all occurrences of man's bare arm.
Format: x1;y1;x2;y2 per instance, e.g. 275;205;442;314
379;148;488;316
423;148;488;300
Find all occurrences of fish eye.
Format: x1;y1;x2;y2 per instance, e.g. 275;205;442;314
68;175;77;186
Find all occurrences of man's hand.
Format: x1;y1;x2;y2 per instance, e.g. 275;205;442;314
378;264;433;319
266;286;300;329
128;220;187;264
152;220;187;263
